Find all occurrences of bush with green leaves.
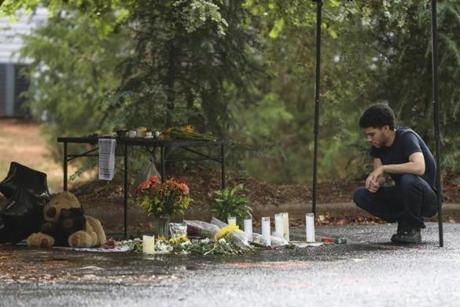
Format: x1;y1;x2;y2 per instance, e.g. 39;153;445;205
210;184;252;225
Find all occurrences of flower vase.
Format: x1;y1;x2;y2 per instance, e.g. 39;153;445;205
154;215;170;238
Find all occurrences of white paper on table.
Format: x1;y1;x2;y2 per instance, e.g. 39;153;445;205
98;138;116;180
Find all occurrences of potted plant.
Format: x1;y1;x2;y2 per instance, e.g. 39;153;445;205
136;176;191;237
210;184;252;227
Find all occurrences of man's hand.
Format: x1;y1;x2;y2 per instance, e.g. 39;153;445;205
366;166;385;193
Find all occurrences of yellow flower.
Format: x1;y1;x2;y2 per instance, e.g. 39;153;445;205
214;224;240;241
182;125;194;133
169;235;189;245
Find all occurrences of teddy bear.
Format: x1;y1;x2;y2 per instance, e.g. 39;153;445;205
26;191;107;248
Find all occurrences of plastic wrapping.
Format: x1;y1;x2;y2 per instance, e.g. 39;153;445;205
252;233;288;247
184;220;220;238
132;158;161;192
0;162;50;243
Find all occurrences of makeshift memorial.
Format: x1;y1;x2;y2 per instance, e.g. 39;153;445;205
124;233;246;256
136;176;191;237
306;213;315;243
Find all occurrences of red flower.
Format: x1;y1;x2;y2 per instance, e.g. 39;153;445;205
149;176;161;186
135;179;150;194
178;183;189;195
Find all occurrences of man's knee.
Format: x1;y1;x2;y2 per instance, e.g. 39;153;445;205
399;174;421;192
353;187;369;208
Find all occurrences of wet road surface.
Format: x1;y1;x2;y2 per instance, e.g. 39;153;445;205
1;223;459;307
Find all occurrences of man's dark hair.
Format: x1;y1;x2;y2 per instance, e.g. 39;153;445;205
359;103;396;130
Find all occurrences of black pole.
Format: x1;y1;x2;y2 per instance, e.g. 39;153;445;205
123;143;128;239
312;0;322;217
221;144;226;189
431;0;444;247
63;141;68;191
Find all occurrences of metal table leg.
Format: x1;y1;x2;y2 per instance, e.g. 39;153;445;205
123;143;128;239
160;146;166;183
63;142;68;191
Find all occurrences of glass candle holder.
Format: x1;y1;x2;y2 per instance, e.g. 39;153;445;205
261;217;271;246
282;212;290;242
227;216;237;226
306;213;315;243
142;235;155;254
274;213;284;239
244;218;253;242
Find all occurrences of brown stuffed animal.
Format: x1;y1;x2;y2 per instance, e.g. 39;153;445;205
26;192;106;248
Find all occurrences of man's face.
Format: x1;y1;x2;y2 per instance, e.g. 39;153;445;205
363;126;388;148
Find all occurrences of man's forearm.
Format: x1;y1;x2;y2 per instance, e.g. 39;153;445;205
382;162;424;176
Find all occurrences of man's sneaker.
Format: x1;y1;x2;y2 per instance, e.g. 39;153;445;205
391;223;421;244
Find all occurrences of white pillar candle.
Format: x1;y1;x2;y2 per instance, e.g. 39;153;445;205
227;216;237;226
261;217;271;246
282;212;290;242
306;213;315;243
274;213;284;239
244;218;253;242
143;235;155;254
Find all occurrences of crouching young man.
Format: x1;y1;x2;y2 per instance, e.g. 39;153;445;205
353;104;438;243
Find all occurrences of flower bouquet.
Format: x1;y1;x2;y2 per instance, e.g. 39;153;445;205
136;176;192;237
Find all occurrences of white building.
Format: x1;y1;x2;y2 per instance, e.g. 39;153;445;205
0;8;47;117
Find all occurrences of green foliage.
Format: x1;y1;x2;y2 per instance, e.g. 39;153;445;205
210;184;252;224
6;0;460;183
109;0;260;136
351;1;460;174
19;9;131;158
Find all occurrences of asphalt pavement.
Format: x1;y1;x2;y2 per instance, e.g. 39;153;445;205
1;222;460;307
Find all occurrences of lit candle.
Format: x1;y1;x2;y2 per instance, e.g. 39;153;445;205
282;212;290;242
274;213;284;239
227;216;237;226
143;235;155;254
244;218;253;242
261;217;271;246
306;213;315;243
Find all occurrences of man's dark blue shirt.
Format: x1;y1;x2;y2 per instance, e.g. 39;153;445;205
370;127;436;188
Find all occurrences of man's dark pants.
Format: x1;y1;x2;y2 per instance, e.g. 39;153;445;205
353;174;438;228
